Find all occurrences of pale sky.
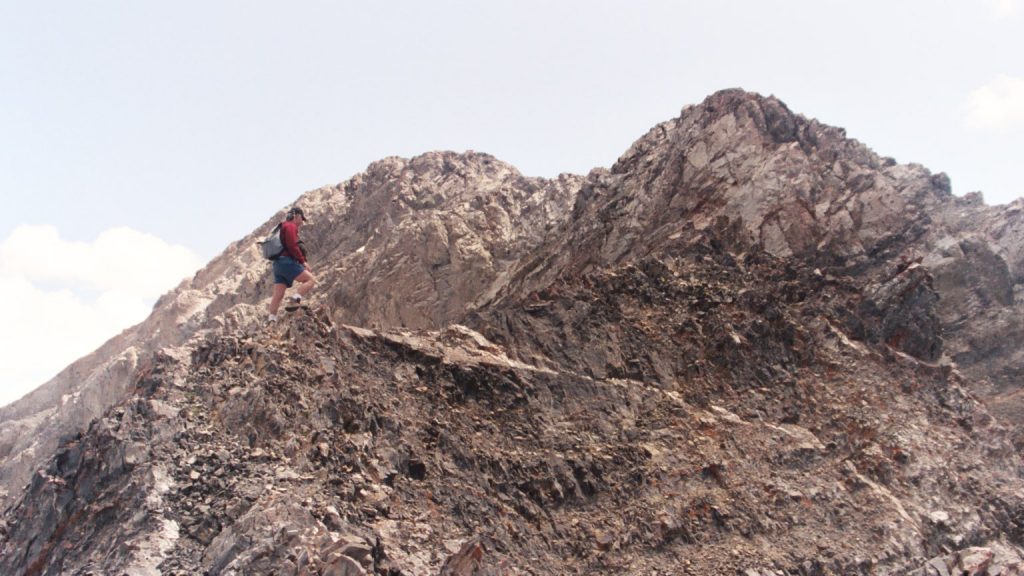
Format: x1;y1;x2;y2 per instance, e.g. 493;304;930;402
1;1;1022;407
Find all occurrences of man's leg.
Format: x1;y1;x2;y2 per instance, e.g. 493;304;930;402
294;271;316;299
269;283;287;315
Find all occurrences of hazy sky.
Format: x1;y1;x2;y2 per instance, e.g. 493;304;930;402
2;1;1022;406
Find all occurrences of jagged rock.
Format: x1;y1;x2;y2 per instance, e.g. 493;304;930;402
959;547;995;574
439;539;494;576
336;541;373;566
913;543;1024;576
322;506;345;532
323;553;366;576
2;89;1024;575
926;556;952;576
855;263;942;361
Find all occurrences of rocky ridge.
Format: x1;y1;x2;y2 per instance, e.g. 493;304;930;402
1;89;1023;575
0;153;580;511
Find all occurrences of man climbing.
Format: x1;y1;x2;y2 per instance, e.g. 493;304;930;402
268;207;316;323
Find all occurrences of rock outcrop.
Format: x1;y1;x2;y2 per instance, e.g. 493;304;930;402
1;89;1022;575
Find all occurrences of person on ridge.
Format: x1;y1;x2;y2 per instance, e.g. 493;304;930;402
268;207;316;323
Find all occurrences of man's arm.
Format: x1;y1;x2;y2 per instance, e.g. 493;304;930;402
280;223;306;264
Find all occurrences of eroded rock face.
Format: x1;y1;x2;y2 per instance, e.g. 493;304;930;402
2;89;1023;575
313;152;581;329
851;262;942;361
482;88;1021;415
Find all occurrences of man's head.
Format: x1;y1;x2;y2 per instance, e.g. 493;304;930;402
287;207;307;226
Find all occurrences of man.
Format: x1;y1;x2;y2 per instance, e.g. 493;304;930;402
268;207;316;323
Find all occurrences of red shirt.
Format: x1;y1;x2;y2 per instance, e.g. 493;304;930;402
279;220;305;264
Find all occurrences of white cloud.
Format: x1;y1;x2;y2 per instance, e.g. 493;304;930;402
0;225;201;296
0;225;202;407
964;75;1024;132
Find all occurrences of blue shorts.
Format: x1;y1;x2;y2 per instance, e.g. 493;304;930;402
273;256;305;288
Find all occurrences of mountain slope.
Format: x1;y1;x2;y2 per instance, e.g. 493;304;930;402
0;153;579;511
2;89;1023;575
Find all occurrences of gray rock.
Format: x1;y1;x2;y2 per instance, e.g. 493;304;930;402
958;547;995;575
927;556;952;576
324;553;366;576
338;542;373;565
440;539;493;576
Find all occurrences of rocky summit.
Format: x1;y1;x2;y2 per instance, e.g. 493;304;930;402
1;89;1023;576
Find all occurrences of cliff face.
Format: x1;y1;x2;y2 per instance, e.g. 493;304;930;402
1;90;1022;575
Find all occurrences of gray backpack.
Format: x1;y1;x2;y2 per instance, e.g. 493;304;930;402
259;224;284;260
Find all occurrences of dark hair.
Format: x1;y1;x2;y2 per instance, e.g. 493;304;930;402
286;207;305;221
